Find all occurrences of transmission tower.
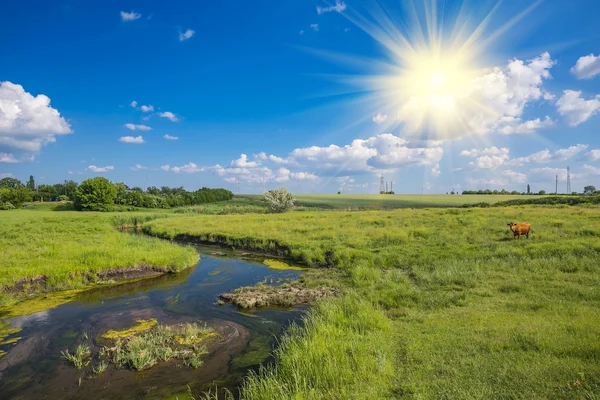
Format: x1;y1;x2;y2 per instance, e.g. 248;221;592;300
390;181;393;193
567;166;571;194
379;174;385;193
555;175;558;195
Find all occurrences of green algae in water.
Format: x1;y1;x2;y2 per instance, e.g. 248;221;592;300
263;259;307;271
101;318;158;340
0;289;84;319
0;321;22;349
231;335;273;370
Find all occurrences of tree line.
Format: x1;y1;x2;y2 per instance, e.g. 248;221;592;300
462;185;598;196
0;176;233;211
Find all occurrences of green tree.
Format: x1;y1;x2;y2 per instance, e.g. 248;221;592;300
527;184;531;194
0;177;23;189
0;186;33;208
74;177;117;211
538;190;546;195
583;185;597;194
27;175;35;190
263;187;294;213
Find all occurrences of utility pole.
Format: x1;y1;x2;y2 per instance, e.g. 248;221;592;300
236;178;240;195
555;175;558;195
390;181;393;193
385;182;388;193
379;174;385;194
567;166;571;194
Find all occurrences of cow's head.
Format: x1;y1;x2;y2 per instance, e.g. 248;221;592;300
507;222;516;231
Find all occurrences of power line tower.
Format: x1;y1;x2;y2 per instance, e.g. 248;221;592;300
390;181;393;193
567;166;571;194
555;175;558;195
379;174;385;193
236;178;240;195
385;182;388;193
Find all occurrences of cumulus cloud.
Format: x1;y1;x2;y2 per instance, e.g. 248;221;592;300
179;29;195;41
317;1;346;14
0;81;72;153
130;101;138;108
119;135;144;144
291;171;319;181
230;154;260;168
583;149;600;162
131;164;147;171
503;170;527;184
124;123;151;131
254;152;267;160
571;54;600;80
461;147;510;158
556;90;600;126
310;24;319;31
163;134;178;140
508;144;588;166
162;162;204;173
499;116;555;135
120;11;141;22
140;105;154;112
0;153;19;163
87;165;114;173
372;112;388;125
157;112;178;122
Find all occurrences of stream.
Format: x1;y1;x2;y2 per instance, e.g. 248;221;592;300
0;245;306;400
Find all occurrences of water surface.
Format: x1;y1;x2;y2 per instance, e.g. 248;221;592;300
0;246;304;399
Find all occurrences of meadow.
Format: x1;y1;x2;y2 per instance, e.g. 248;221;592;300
0;206;198;306
145;205;600;399
241;193;549;209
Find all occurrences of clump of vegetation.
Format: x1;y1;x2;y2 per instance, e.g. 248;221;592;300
220;284;338;308
263;187;294;213
263;259;307;271
92;361;108;375
104;322;217;371
74;177;118;211
61;343;92;370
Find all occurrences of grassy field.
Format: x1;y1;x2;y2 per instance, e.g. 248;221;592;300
0;207;198;306
146;206;600;399
240;193;549;209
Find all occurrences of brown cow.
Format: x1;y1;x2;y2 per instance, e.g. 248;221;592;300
507;222;531;239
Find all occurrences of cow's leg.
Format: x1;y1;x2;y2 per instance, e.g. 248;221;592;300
526;232;529;239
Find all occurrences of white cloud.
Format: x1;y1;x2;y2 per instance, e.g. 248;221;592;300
582;164;600;177
310;24;319;32
461;147;510;158
140;105;154;112
0;81;72;153
230;153;260;168
0;173;12;178
157;111;178;122
317;1;346;14
0;153;18;163
499;116;555;135
163;134;178;140
124;123;152;131
431;164;441;177
87;165;114;173
119;135;145;144
130;100;138;108
372;112;388;125
583;149;600;162
268;154;294;165
508;144;588;166
556;90;600;126
468;154;509;170
179;29;195;41
571;54;600;80
503;170;527;184
553;144;588;161
131;164;147;171
291;171;319;181
254;152;267;160
162;162;204;173
120;11;141;22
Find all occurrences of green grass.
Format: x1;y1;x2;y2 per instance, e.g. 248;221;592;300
0;209;199;306
145;206;600;399
61;343;92;370
240;193;551;209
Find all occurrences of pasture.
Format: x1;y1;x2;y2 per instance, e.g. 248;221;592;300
146;205;600;399
241;193;549;209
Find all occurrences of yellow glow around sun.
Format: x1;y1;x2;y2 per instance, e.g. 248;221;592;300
318;0;544;141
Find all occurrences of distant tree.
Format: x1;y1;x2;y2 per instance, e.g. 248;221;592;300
74;177;117;211
27;175;35;190
450;190;455;195
511;190;519;195
527;184;531;194
0;186;33;208
538;190;546;195
263;187;294;213
584;185;597;195
0;177;23;189
337;191;341;194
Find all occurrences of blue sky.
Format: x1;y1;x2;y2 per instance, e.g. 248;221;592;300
1;0;600;194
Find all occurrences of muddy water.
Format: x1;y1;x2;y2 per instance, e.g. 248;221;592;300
0;246;305;400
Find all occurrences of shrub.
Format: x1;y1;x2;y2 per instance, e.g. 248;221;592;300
263;187;294;213
57;194;70;202
0;186;33;208
0;202;15;210
74;177;117;211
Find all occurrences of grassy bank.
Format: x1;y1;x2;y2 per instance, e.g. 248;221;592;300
240;193;551;209
146;206;600;399
0;209;199;306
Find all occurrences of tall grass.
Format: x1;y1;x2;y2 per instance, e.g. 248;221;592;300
0;210;198;306
146;206;600;399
